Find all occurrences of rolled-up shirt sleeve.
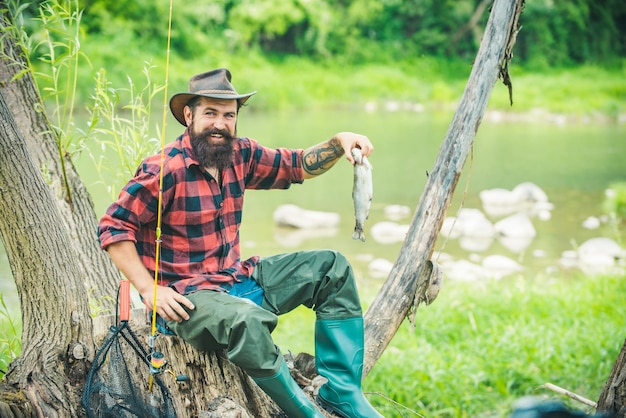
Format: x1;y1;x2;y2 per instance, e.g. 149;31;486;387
98;164;161;250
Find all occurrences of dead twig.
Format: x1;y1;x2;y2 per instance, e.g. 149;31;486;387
540;382;598;408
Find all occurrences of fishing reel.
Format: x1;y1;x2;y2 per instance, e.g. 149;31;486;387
147;328;189;384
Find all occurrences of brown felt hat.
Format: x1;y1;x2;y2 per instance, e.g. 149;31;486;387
169;68;256;126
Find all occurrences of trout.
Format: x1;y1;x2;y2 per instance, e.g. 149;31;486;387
351;148;373;242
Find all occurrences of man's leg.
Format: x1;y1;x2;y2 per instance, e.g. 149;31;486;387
252;249;362;319
167;290;323;418
253;249;383;418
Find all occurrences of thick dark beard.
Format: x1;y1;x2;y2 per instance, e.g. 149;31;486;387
189;127;235;171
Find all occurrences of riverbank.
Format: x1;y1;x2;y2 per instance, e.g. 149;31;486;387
49;43;626;124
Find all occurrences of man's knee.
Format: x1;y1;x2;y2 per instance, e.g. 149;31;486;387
227;304;282;376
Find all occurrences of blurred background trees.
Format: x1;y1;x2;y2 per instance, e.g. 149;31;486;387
19;0;626;67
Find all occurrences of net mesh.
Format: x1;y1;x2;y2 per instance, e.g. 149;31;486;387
82;322;176;418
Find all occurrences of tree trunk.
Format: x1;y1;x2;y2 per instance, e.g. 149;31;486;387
362;0;525;377
0;89;94;416
597;339;626;417
0;1;119;307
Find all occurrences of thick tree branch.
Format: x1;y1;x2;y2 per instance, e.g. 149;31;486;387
362;0;525;377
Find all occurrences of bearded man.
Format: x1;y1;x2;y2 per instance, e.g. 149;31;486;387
97;68;383;418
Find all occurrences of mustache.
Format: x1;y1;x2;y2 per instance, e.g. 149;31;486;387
194;128;234;142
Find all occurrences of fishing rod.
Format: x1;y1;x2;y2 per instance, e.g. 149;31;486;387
147;0;185;391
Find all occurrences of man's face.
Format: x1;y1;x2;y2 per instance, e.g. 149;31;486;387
185;97;238;138
185;97;239;170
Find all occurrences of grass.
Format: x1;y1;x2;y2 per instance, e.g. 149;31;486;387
272;273;626;417
0;294;21;379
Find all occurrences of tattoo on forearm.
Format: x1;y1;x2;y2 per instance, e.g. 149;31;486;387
302;138;344;176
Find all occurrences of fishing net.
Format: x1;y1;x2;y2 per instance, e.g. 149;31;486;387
82;283;177;418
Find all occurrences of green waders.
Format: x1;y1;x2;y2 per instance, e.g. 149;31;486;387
167;249;381;418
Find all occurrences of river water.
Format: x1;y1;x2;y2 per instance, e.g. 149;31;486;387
1;109;625;313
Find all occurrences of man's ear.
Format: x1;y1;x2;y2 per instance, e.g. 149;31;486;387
183;105;193;126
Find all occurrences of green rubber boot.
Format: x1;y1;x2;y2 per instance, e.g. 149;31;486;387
253;359;325;418
315;317;384;418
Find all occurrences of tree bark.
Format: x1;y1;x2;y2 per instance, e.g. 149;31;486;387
0;1;119;307
597;339;626;417
362;0;525;377
0;89;94;416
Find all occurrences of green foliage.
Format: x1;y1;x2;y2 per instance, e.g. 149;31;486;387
81;64;164;199
31;0;84;152
274;274;626;417
0;294;21;379
517;0;626;68
72;0;625;68
8;0;91;202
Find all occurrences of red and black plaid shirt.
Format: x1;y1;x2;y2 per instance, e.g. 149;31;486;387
98;130;304;294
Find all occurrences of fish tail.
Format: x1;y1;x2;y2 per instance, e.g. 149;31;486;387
352;226;366;242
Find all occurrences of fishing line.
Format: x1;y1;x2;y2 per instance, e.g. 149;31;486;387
433;144;475;261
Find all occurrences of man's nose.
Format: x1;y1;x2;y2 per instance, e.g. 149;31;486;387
213;117;227;130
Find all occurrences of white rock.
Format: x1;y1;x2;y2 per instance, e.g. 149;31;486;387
441;216;462;239
480;188;520;217
481;255;524;279
368;258;394;279
453;208;494;238
459;235;494;252
576;237;625;275
273;204;340;229
441;259;490;282
370;221;410;244
511;182;548;203
582;216;601;230
578;237;624;260
494;213;536;239
383;204;411;221
498;235;533;254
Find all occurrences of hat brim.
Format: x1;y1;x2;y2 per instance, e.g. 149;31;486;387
169;91;256;126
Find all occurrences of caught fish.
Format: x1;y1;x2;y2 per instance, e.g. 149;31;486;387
351;148;373;242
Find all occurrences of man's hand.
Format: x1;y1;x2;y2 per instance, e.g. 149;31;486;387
141;284;195;323
106;241;195;323
332;132;374;165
